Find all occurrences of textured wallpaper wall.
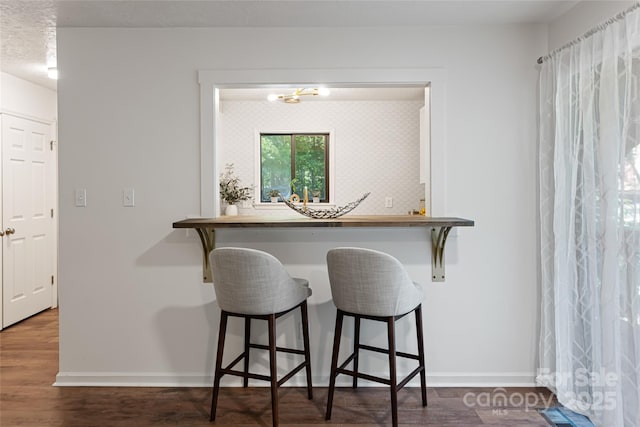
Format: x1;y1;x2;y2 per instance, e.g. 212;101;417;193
218;99;425;215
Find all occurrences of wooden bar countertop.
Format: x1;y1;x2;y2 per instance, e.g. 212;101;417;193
173;215;474;229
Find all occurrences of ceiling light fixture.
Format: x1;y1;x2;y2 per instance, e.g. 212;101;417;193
47;67;58;80
267;87;330;103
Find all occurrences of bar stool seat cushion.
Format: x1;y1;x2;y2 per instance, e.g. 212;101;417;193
327;247;423;317
211;247;312;315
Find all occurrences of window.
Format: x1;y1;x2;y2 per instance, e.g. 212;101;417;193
260;133;330;202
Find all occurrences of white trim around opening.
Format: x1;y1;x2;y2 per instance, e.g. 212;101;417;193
198;68;447;218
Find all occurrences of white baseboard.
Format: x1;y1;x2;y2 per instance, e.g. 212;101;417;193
425;372;537;387
54;372;213;387
54;371;536;388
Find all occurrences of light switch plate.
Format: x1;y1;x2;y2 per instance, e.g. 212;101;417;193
123;188;135;207
74;189;86;207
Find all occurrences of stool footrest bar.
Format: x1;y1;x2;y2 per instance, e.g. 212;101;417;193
337;353;356;370
250;343;305;355
277;362;308;386
219;369;271;382
356;345;421;361
397;366;424;390
335;368;392;386
223;352;247;372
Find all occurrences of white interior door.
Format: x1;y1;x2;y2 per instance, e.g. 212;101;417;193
2;114;54;328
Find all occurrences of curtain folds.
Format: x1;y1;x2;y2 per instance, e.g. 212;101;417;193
538;6;640;427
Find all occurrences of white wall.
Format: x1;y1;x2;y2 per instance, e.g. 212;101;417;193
56;24;547;386
219;99;424;215
0;72;57;121
548;1;635;50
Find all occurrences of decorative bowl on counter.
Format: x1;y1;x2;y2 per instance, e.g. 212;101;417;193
281;192;371;219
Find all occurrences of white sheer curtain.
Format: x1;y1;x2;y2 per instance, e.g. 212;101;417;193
538;5;640;427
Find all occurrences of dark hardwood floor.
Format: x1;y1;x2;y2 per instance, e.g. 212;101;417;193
0;309;555;426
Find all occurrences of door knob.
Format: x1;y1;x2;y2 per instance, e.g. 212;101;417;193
5;228;15;235
0;230;4;236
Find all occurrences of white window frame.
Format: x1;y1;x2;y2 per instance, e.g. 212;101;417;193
198;68;446;218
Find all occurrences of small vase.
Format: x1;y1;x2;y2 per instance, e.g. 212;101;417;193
225;204;238;216
313;197;320;203
270;197;278;203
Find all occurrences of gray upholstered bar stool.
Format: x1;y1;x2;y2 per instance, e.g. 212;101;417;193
208;247;313;427
325;247;427;427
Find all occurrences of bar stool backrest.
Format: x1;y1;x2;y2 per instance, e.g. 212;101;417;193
210;247;311;315
326;247;423;317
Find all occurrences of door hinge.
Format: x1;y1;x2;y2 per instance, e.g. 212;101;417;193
50;140;55;151
51;208;54;218
51;275;54;285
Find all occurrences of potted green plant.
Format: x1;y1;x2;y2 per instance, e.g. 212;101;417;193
219;163;252;215
311;190;321;203
267;189;281;203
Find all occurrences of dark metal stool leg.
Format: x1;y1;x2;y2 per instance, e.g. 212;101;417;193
300;301;313;399
243;317;251;387
352;315;360;388
415;305;427;406
267;314;279;427
210;312;228;421
387;317;398;427
325;310;344;420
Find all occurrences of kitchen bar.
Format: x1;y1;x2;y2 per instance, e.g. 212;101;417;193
173;215;474;283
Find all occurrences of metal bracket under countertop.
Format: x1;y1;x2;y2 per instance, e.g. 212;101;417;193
195;228;215;283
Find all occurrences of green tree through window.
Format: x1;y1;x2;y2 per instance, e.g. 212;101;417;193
260;133;329;202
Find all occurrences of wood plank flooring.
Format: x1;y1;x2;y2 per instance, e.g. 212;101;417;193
0;309;555;426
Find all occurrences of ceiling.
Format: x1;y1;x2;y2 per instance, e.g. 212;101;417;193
0;0;580;91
